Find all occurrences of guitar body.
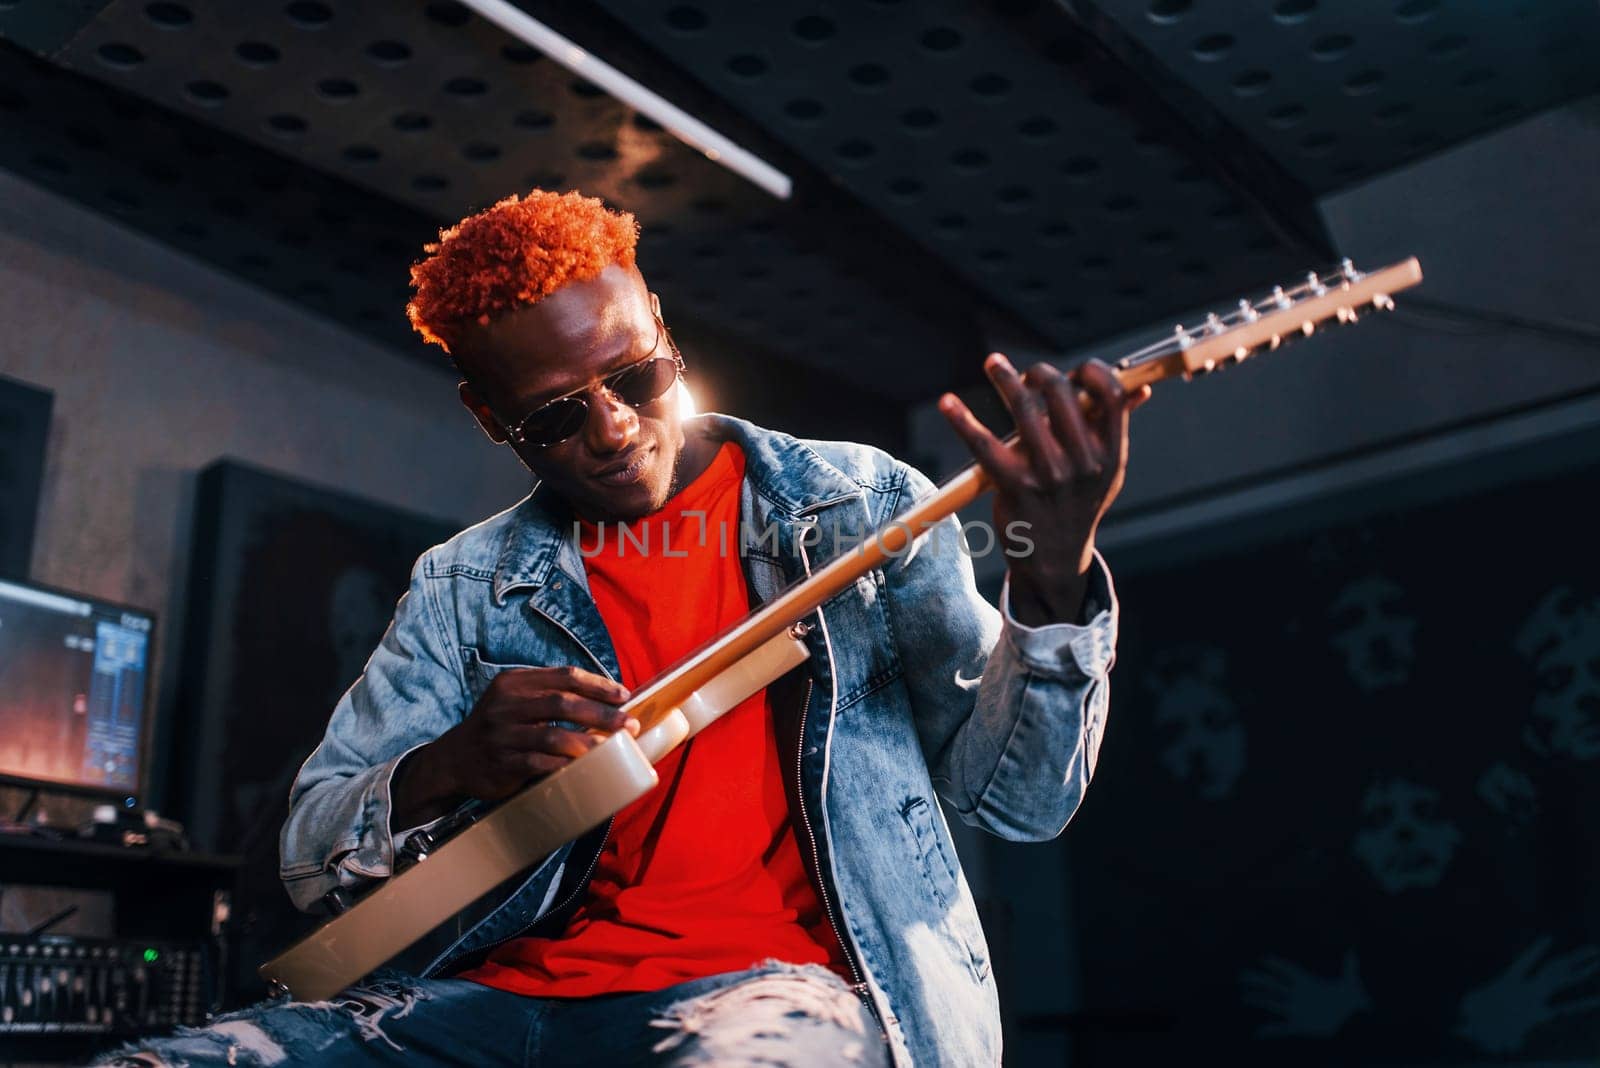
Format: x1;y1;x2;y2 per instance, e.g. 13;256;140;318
260;630;812;1001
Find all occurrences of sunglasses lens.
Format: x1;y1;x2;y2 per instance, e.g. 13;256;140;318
518;398;588;447
610;357;679;407
510;344;680;448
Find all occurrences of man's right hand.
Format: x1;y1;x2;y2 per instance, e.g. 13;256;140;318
393;665;637;827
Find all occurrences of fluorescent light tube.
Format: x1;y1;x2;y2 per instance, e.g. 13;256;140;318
454;0;793;200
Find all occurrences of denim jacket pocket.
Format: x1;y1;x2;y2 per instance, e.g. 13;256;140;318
900;796;992;981
461;647;540;703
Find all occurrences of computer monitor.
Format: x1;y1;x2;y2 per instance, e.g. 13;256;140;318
0;576;154;799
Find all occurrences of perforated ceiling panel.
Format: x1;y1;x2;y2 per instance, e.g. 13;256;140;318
23;0;984;400
0;41;911;447
1084;0;1600;192
0;40;442;353
584;0;1310;351
2;0;1596;421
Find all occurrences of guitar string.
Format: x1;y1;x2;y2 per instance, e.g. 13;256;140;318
1116;260;1373;371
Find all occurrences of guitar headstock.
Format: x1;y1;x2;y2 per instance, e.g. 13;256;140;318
1115;257;1423;383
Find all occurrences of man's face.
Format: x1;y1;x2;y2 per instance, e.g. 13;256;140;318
1517;588;1600;760
450;264;691;523
1328;574;1416;693
1350;777;1462;894
1154;674;1246;801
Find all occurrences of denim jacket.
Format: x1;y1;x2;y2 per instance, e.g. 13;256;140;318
280;413;1118;1067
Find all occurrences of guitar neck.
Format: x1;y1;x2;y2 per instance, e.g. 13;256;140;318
619;327;1181;733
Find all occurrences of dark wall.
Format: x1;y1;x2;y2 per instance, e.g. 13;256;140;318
1063;422;1600;1064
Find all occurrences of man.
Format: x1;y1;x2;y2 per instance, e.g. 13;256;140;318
106;190;1144;1067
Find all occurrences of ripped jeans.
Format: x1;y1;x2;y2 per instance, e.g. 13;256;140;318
95;959;889;1067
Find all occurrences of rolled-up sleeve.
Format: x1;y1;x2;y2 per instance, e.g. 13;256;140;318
997;557;1118;679
884;465;1118;842
278;549;468;912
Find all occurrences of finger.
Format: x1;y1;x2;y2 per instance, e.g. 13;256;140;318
1512;935;1556;976
1238;977;1286;1000
543;694;636;733
1553;945;1600;967
1077;359;1131;458
523;751;572;777
1552;994;1600;1017
503;723;600;758
1238;970;1283;991
939;391;1027;490
1239;991;1286;1013
496;664;630;705
490;692;632;734
541;724;602;757
1039;365;1100;477
1128;384;1153;411
988;354;1068;483
544;664;631;703
1547;947;1600;985
1558;957;1600;987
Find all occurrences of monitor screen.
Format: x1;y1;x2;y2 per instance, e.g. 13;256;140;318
0;577;152;796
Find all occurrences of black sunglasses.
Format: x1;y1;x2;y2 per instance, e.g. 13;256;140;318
499;317;684;448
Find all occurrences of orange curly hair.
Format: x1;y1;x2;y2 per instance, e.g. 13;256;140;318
407;189;639;354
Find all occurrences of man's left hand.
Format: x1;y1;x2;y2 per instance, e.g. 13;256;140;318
939;353;1148;627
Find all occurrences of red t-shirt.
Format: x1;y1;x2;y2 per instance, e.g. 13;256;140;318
461;441;847;996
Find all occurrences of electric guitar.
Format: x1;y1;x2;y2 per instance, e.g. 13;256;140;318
261;256;1424;1000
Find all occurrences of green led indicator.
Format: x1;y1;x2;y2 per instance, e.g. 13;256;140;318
143;948;159;963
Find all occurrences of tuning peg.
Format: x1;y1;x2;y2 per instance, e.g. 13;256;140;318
1233;346;1250;361
1237;298;1259;322
1336;305;1359;324
1300;320;1316;337
1268;333;1282;350
1340;258;1361;282
1205;312;1224;334
1173;323;1194;348
1272;285;1291;309
1306;271;1327;296
1372;292;1395;311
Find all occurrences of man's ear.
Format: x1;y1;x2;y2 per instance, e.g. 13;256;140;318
458;381;508;444
649;290;662;318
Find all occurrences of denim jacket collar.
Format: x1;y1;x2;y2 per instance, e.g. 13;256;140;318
489;413;866;608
